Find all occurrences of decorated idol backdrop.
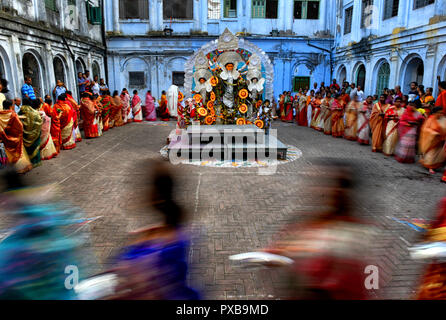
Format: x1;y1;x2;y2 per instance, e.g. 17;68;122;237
179;29;274;129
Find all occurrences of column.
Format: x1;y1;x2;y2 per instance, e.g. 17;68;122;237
113;0;120;33
318;0;327;32
157;0;164;31
397;0;409;28
283;0;293;33
44;43;56;96
351;0;362;43
284;59;292;91
424;45;437;89
389;48;399;89
9;35;23;98
193;0;201;32
200;0;208;34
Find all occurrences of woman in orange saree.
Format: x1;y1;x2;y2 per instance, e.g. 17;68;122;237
55;94;76;150
279;93;285;121
310;94;322;130
39;109;58;161
159;92;170;122
331;95;345;138
80;92;99;139
383;98;405;157
419;107;446;175
370;95;390;153
110;91;124;128
323;96;333;135
0;101;32;174
344;97;360;141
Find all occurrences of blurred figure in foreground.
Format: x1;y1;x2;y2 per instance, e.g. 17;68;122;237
263;160;373;299
91;160;199;300
412;197;446;299
0;167;85;299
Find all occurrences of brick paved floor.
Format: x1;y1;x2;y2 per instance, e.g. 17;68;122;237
4;120;445;300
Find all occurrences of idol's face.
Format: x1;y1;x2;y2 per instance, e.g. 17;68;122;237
252;78;258;84
199;78;206;84
225;63;234;71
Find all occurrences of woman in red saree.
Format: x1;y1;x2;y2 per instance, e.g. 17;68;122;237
159;91;170;121
0;101;32;174
323;96;333;135
131;90;143;123
383;98;405;157
41;95;61;155
100;92;112;131
297;93;308;126
331;95;345;138
120;89;131;124
55;94;76;150
395;101;425;163
80;92;99;139
144;90;157;121
283;92;294;123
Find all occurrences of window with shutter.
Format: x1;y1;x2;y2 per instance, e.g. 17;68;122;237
119;0;149;20
413;0;435;9
129;72;145;87
163;0;193;19
294;1;320;20
344;6;353;34
383;0;399;20
224;0;237;18
45;0;58;12
252;0;266;18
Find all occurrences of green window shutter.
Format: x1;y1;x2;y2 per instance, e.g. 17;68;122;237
45;0;58;11
92;7;102;24
252;0;266;18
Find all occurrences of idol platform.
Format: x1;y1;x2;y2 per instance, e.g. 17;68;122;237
167;125;288;162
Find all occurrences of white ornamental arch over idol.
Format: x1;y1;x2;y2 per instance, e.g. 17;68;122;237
184;28;274;101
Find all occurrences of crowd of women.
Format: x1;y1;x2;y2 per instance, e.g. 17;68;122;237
0;82;167;174
278;79;446;182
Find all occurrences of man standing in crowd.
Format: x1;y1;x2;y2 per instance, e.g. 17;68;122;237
330;79;340;92
408;82;419;102
78;72;88;95
356;85;365;102
53;80;67;101
99;79;109;96
13;98;21;114
21;76;36;101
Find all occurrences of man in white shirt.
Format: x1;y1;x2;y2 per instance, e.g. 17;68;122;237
308;82;318;96
356;85;364;102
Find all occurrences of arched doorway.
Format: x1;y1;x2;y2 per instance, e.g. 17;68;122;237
76;58;85;75
92;61;101;80
338;65;347;84
53;56;66;84
376;62;390;95
403;57;424;93
356;64;366;90
22;52;43;98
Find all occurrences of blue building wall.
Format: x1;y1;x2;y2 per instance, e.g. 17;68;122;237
105;0;336;100
334;0;446;96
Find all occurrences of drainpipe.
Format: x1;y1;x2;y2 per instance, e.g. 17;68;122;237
306;40;333;81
